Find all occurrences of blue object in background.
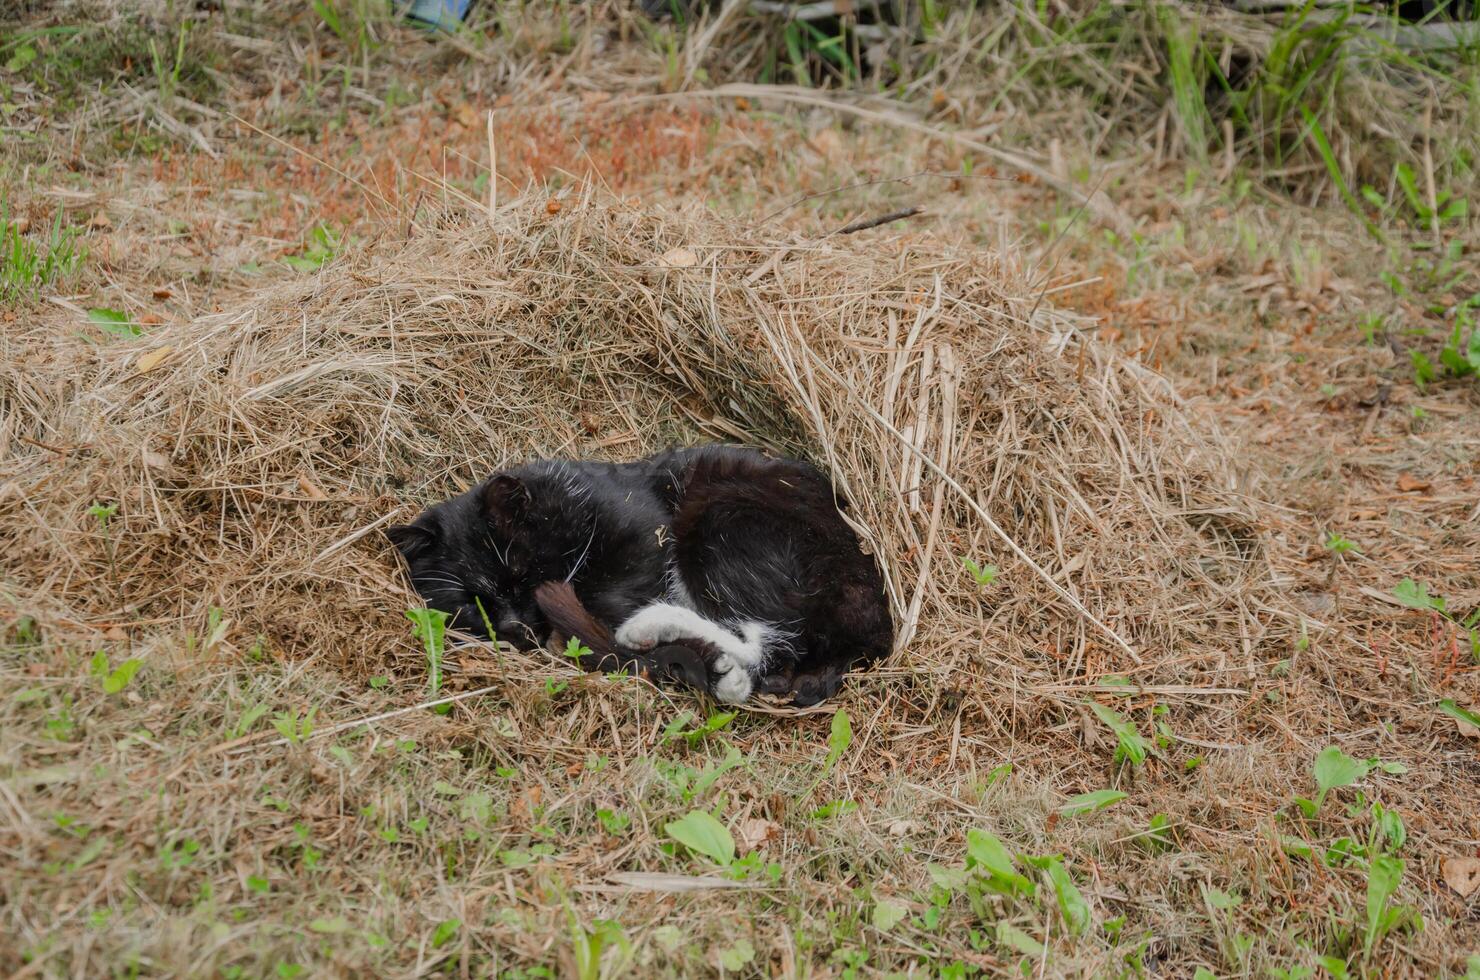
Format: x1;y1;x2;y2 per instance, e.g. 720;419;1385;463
404;0;476;32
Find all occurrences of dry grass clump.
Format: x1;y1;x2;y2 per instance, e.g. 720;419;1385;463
1;188;1286;701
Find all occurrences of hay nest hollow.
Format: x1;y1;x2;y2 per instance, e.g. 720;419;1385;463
1;191;1286;706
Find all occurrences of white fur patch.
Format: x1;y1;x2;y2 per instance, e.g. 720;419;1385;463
615;602;771;703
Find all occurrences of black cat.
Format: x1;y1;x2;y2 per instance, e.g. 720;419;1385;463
387;445;892;705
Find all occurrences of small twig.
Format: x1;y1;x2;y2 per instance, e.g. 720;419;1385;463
486;109;498;223
833;205;924;236
18;435;76;455
759;169;1012;223
227;110;395;213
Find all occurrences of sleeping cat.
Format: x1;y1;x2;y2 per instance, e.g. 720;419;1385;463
387;445;892;705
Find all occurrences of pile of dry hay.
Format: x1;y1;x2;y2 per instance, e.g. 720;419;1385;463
1;191;1288;710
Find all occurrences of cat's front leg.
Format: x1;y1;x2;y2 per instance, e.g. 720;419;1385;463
615;604;770;703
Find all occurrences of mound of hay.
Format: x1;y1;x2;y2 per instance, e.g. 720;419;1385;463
1;192;1283;701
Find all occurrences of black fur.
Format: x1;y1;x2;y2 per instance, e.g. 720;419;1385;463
387;445;893;705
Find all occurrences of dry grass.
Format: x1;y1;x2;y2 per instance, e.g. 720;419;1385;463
4;1;1480;978
2;187;1473;977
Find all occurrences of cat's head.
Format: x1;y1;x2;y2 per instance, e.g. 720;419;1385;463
387;471;571;649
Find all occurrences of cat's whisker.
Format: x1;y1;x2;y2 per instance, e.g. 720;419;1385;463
564;520;599;583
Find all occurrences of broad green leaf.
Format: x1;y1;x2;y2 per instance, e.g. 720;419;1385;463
962;557;997;586
102;658;142;694
823;708;852;772
664;810;734;866
1364;855;1404;956
966;829;1035;896
404;607;449;698
1088;702;1150;765
1392;578;1444;613
926;863;969;891
1314;746;1370;803
996;922;1044;956
309;917;350;934
431;918;460;948
1043;858;1090;935
89;650;109;678
1202;885;1241;910
88;307;141;338
5;44;37;73
871;899;907;932
717;938;755;971
1439;699;1480;732
1057;789;1127;816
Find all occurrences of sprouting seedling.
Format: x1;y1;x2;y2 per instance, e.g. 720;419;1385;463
87;501;119;530
563;635;591;661
404;607;450;700
90;651;143;695
272;707;316;745
1295;745;1407;818
962;557;997;587
821;707;852;775
1323;531;1358;555
88;501;123;605
1087;702;1150;766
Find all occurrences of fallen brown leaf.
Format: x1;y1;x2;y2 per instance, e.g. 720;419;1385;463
546;198;563;215
153;287;172;300
134;346;173;375
1441;856;1480;898
737;817;779;852
296;474;328;501
90;211;111;229
1397;472;1431;493
658;247;697;269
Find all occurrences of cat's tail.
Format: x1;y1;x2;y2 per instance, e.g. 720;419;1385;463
532;581;713;692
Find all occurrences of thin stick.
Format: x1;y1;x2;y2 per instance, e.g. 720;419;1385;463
833;205;924;236
616;84;1134;235
759;169;1012;223
486;109;498;223
227;111;394;213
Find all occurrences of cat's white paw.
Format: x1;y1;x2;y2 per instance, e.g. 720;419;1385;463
710;654;754;704
614;607;677;650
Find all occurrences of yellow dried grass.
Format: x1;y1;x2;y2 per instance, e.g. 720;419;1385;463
1;190;1285;703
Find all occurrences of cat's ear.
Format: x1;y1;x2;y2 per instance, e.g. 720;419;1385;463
386;523;435;560
482;474;530;527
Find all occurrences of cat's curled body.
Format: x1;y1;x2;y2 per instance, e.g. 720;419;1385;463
388;445;892;705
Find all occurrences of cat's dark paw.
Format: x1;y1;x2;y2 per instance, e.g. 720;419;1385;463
788;667;845;707
645;643;712;692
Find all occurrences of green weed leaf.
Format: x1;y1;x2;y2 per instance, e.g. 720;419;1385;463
101;658;142;695
962;557;997;586
664;810;734;866
823;707;852;773
1088;702;1150;765
996;922;1045;957
88;307;141;338
1393;578;1445;613
1058;789;1128;816
1363;855;1403;956
871;899;907;932
431;918;460;948
1439;699;1480;732
404;607;449;698
1314;746;1370;808
1043;857;1090;935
